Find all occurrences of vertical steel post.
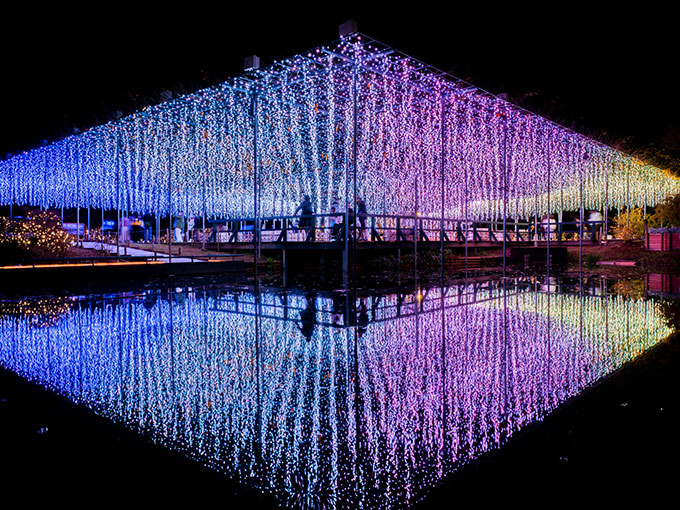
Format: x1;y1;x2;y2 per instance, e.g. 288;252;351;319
352;60;358;285
546;139;551;272
414;178;418;281
501;116;508;275
579;155;584;268
115;134;120;260
253;91;260;264
9;161;13;220
464;119;469;275
202;145;207;251
533;128;538;247
343;209;349;287
626;161;630;228
254;279;262;462
440;92;445;279
75;156;80;245
167;148;172;263
604;159;609;246
43;154;47;211
534;213;538;246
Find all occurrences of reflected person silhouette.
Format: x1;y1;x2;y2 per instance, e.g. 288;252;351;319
357;298;369;337
297;293;317;341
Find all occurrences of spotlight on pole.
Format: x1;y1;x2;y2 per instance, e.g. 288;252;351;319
244;55;260;71
339;19;358;38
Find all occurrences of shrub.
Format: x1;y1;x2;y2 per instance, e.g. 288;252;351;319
612;207;645;241
0;210;73;264
658;299;680;331
611;279;645;300
650;193;680;228
585;254;601;269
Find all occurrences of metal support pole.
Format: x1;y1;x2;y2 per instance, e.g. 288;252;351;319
440;92;445;279
546;143;551;271
579;162;584;268
352;60;358;285
76;154;81;245
604;162;609;246
626;162;630;228
464;137;469;275
43;157;47;211
643;185;648;243
533;130;539;247
534;213;538;246
202;162;207;252
253;91;261;264
501;117;508;275
116;207;120;260
560;189;564;243
414;179;418;280
168;149;172;263
115;135;120;261
343;211;349;286
9;162;13;220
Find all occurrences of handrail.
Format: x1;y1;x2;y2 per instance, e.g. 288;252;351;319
196;211;608;245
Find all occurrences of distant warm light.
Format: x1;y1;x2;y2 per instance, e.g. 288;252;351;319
0;260;164;270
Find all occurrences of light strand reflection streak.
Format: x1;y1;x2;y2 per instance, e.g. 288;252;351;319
0;280;672;508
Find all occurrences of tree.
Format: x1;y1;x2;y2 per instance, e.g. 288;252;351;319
650;193;680;228
611;207;645;241
0;210;73;264
616;128;680;180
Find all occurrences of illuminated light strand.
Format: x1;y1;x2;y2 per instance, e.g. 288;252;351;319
1;37;678;221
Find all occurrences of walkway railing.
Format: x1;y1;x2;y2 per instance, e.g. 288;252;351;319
75;214;608;267
177;213;608;245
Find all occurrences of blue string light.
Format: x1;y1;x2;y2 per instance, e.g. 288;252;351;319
1;35;678;220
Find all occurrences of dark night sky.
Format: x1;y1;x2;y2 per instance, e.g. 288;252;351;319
1;5;676;157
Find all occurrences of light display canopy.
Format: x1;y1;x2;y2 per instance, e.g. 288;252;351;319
1;33;678;220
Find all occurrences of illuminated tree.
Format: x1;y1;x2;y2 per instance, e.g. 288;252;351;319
650;193;680;227
0;209;73;263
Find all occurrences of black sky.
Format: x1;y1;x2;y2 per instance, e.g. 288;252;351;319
1;5;676;157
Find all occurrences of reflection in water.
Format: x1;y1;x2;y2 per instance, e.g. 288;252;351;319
0;296;74;327
0;278;673;508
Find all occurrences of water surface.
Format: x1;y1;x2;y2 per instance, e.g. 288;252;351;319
0;277;671;508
